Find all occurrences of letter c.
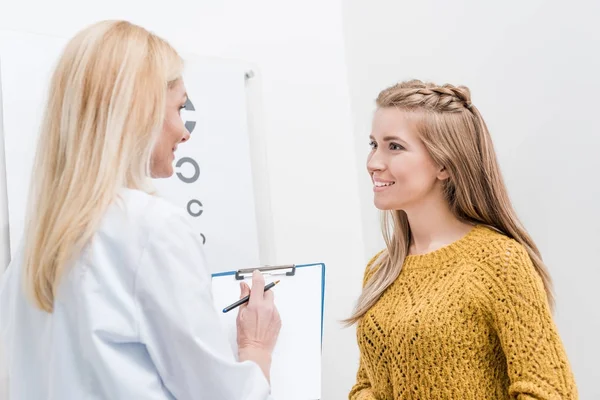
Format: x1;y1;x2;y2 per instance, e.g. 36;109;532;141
176;157;200;183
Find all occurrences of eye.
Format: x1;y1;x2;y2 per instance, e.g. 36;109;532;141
389;142;405;151
369;140;377;149
179;104;186;112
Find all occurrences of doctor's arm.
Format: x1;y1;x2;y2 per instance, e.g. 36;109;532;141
133;211;278;400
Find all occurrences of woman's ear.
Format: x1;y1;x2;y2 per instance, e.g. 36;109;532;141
437;165;450;181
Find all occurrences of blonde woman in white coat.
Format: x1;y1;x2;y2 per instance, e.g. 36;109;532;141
0;20;280;400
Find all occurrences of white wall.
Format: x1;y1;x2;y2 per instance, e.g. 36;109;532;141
343;0;600;398
0;52;8;400
0;1;366;398
0;70;8;273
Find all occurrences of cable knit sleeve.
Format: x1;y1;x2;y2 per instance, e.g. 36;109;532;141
348;355;377;400
482;240;578;399
349;250;385;400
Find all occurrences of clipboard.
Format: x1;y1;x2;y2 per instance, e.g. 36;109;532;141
211;263;325;400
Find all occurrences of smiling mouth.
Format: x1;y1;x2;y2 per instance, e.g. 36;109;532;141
374;181;395;187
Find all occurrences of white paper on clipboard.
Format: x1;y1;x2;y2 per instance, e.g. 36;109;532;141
211;263;325;400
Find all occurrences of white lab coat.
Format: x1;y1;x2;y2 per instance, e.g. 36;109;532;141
0;188;272;399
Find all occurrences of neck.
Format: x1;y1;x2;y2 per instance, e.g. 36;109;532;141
404;192;474;255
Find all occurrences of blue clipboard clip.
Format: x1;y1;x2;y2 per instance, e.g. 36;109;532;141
234;264;296;280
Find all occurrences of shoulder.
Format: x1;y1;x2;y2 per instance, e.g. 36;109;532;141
469;226;545;297
121;189;208;287
113;188;190;233
468;225;531;265
95;188;194;257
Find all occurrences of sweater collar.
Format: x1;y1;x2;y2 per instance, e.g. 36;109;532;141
402;224;490;270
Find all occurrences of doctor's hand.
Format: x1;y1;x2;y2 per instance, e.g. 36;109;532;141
236;270;281;383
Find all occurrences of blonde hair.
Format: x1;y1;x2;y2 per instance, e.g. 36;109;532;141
346;79;553;324
23;20;184;312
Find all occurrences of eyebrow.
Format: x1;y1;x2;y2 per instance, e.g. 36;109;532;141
369;134;406;143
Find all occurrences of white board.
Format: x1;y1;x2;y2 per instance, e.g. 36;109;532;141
0;31;261;274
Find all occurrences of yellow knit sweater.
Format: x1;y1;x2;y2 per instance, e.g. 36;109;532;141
350;225;577;400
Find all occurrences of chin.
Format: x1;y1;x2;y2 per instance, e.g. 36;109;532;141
374;195;407;211
374;200;396;211
151;167;174;179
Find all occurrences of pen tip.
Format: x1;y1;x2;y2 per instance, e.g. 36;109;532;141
275;280;280;284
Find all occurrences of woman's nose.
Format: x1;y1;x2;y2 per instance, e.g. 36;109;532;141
181;129;191;143
367;151;385;174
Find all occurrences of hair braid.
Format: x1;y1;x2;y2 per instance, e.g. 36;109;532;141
377;79;473;112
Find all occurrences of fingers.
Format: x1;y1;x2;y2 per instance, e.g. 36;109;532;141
239;282;251;311
263;289;274;304
239;282;250;299
263;291;281;334
248;270;265;307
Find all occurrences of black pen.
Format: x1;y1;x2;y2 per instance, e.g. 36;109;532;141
222;280;280;313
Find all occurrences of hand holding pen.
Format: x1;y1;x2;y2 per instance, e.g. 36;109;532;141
223;279;280;313
235;270;282;383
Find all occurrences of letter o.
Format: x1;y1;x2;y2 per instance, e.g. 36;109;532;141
176;157;200;183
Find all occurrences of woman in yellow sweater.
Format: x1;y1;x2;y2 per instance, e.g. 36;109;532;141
347;80;577;399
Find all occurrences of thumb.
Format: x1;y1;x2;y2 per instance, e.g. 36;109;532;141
240;282;250;299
